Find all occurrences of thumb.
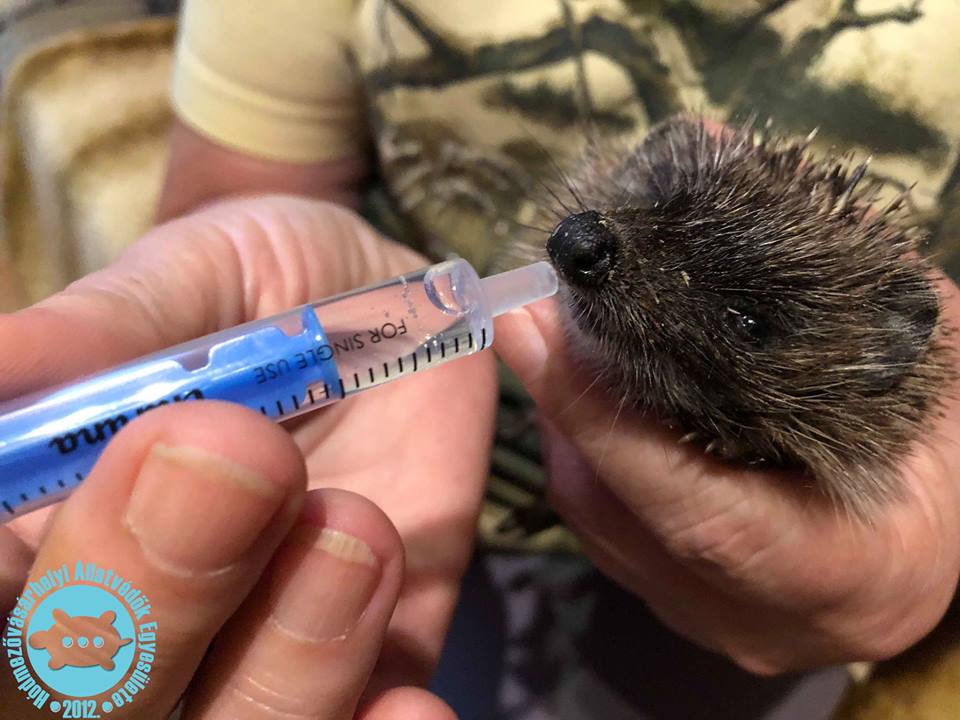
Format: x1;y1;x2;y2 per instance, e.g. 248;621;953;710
493;298;676;477
493;298;619;439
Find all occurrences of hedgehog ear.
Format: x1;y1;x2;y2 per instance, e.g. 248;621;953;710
52;608;69;623
99;610;116;625
631;117;707;205
868;284;939;391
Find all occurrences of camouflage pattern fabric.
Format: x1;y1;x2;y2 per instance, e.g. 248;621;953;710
0;0;178;309
357;0;959;270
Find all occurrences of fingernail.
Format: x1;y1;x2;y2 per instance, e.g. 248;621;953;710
125;443;287;575
499;304;551;379
270;525;379;642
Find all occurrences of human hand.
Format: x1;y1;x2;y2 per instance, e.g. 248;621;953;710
494;281;960;674
1;402;458;719
0;195;497;715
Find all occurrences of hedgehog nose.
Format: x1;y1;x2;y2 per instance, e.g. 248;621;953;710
546;210;617;288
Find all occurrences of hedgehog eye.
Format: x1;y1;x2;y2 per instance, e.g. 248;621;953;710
725;306;771;346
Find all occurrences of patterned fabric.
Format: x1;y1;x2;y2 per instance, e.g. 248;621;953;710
0;0;179;309
356;0;960;277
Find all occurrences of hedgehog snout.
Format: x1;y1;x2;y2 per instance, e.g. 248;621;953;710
546;210;617;288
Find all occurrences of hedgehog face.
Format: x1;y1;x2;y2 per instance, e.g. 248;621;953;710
544;116;951;509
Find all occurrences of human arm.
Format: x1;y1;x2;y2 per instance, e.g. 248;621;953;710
156;119;367;220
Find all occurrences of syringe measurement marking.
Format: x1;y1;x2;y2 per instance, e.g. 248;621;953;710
288;329;475;411
265;389;320;417
255;321;410;387
3;329;483;514
3;471;83;515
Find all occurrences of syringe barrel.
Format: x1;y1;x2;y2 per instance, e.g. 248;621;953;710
311;257;493;399
0;259;493;519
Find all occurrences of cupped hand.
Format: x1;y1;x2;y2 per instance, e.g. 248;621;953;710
494;281;960;675
0;195;497;716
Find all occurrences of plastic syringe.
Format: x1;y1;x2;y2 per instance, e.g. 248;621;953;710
0;259;558;520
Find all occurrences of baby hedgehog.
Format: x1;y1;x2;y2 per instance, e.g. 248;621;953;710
528;115;954;516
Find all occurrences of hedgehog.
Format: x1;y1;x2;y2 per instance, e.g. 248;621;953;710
518;115;954;517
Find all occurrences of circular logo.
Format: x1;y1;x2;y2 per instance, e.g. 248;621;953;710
26;585;136;698
4;562;158;715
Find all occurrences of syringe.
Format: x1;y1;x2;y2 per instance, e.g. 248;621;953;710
0;258;557;521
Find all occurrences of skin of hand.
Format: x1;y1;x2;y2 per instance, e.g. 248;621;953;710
493;278;960;675
0;195;496;718
156;120;368;221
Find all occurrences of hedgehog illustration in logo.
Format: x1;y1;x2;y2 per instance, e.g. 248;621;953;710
29;608;133;671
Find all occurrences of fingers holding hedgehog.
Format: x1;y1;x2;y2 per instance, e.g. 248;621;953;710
519;115;955;518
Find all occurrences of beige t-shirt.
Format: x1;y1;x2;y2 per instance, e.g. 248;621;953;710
172;0;365;163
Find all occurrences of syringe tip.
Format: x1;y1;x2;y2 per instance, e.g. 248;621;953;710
480;262;558;317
